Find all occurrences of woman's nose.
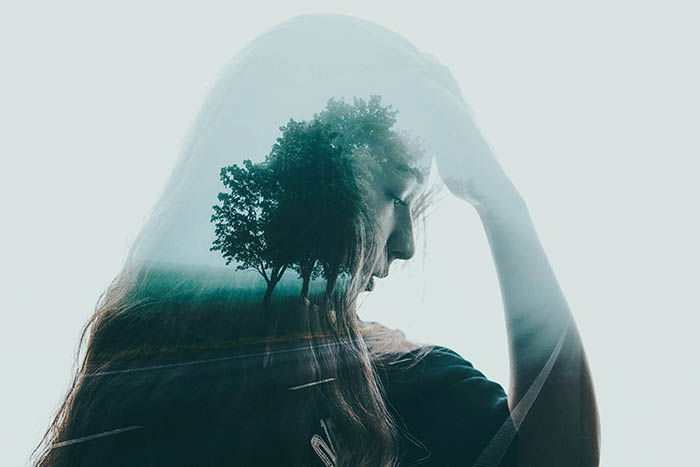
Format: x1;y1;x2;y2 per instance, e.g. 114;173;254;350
388;221;415;261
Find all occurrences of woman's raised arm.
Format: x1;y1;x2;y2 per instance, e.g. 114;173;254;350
424;78;600;466
475;184;599;467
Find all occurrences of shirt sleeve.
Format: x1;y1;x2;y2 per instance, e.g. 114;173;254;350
385;346;518;467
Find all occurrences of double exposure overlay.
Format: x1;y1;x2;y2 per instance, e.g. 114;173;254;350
34;14;599;467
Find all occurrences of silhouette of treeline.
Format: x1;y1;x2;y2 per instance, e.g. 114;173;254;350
211;96;424;307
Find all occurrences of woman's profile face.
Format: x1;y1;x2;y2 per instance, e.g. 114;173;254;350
365;165;422;291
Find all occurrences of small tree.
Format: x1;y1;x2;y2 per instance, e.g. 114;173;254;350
210;159;288;308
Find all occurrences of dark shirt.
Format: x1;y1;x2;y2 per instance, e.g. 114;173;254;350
308;345;518;466
384;345;517;466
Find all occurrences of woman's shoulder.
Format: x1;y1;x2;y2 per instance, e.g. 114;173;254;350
382;344;507;398
382;345;516;466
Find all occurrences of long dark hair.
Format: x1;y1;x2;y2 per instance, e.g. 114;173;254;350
33;14;463;466
34;99;444;467
33;157;440;466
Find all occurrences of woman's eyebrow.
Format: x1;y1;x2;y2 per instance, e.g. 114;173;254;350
395;176;421;198
385;183;411;201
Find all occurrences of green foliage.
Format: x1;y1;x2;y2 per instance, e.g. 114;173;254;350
266;117;361;289
316;95;425;179
211;95;425;302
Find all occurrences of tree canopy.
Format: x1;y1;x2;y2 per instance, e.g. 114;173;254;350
211;96;425;306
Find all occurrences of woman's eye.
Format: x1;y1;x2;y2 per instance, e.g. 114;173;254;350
385;190;407;208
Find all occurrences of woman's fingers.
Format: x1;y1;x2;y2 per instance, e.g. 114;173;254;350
416;76;517;206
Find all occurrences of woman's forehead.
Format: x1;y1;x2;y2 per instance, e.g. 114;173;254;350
375;164;424;195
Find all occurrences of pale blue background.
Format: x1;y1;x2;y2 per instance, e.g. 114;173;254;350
2;1;698;465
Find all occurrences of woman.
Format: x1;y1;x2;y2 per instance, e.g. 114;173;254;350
35;14;599;467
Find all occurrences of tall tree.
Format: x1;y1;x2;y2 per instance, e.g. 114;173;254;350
265;118;351;300
266;96;422;302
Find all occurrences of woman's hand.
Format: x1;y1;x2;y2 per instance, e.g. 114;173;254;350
418;77;523;213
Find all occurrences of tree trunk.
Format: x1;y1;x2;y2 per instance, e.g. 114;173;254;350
263;263;287;308
301;275;310;298
263;282;275;308
324;272;338;305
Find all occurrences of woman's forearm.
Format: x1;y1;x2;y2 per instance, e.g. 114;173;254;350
474;185;600;466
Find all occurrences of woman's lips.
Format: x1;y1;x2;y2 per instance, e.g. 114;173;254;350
366;270;389;291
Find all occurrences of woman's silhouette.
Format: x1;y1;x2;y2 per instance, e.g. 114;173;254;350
34;14;599;467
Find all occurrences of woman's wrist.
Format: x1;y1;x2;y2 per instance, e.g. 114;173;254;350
472;177;528;223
